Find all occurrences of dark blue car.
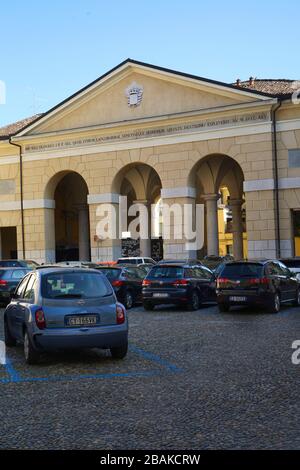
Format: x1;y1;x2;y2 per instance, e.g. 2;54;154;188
142;262;216;311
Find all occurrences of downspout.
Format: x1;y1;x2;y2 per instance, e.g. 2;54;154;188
271;99;282;258
8;138;26;258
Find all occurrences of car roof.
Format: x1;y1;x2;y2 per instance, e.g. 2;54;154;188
0;266;31;270
36;267;102;275
224;259;273;265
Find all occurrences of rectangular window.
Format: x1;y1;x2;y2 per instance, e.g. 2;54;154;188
288;149;300;168
292;210;300;256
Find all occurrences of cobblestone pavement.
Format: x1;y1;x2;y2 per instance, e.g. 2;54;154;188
0;303;299;450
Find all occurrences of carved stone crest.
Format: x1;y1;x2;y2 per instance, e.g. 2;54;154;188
125;82;143;107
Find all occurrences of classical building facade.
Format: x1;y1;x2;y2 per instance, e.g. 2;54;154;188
0;59;300;263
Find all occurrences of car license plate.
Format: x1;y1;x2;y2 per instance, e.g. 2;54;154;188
67;315;98;327
153;293;169;298
229;296;247;302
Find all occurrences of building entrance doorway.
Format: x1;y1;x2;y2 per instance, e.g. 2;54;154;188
0;227;17;259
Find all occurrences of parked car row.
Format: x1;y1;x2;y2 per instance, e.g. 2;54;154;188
1;256;300;366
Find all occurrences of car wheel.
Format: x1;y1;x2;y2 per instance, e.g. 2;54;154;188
268;292;280;313
293;289;300;307
187;291;200;311
4;318;16;347
218;303;230;312
24;329;40;365
143;301;155;311
123;291;134;309
110;341;128;359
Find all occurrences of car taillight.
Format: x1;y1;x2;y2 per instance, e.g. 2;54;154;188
0;280;8;286
142;279;151;286
217;277;230;288
172;279;189;287
35;308;46;330
116;304;125;324
112;280;124;287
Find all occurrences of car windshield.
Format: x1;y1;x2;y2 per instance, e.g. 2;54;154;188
280;259;300;268
0;260;20;267
149;266;184;278
118;259;136;264
41;272;113;299
221;263;263;278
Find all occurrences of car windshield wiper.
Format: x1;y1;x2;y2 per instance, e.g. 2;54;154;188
53;293;83;298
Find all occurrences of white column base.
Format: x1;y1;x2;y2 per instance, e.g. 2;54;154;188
18;249;56;265
163;243;197;260
91;246;122;263
247;240;277;259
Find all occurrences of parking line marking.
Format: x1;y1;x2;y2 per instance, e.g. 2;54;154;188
0;343;183;384
129;345;183;372
4;357;21;383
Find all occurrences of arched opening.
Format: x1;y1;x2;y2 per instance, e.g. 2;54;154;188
45;171;90;262
189;154;246;259
112;163;163;260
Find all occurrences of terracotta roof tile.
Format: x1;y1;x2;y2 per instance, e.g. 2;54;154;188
0;114;43;139
232;79;299;96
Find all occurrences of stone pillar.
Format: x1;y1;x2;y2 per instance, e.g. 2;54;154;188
88;193;122;262
229;199;244;260
133;199;151;257
77;204;90;261
203;194;219;256
160;187;198;260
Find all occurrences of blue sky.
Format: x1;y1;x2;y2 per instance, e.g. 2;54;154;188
1;0;300;126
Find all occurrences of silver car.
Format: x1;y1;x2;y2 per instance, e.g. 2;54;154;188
4;268;128;364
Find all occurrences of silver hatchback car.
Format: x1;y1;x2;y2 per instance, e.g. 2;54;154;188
4;268;128;364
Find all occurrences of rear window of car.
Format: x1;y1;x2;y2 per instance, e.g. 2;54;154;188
221;263;264;278
148;266;184;278
98;268;121;280
10;269;29;279
123;268;145;279
41;272;113;299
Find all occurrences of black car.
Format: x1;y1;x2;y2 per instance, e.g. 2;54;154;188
0;259;39;269
216;259;300;313
96;265;145;309
0;267;31;305
142;263;216;311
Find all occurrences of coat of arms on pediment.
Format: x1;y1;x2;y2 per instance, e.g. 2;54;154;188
125;82;143;107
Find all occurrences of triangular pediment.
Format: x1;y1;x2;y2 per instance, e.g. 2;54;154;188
17;60;271;137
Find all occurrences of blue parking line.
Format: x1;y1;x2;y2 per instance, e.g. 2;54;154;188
0;344;183;385
4;356;21;383
1;369;164;384
129;345;183;372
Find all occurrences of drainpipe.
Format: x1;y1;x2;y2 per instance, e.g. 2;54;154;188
271;100;282;258
8;138;25;258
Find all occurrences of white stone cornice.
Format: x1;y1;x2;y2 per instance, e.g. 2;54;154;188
161;187;196;199
87;193;120;204
0;199;55;211
244;177;300;192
